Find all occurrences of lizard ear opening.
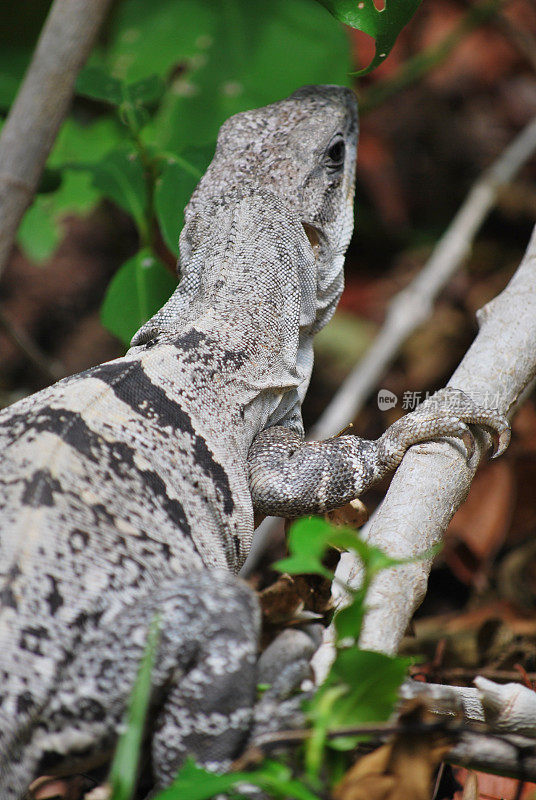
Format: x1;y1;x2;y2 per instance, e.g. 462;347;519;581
302;222;320;259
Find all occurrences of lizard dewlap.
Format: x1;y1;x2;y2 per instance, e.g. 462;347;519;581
0;86;509;798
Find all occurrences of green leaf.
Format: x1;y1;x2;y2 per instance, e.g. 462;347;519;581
274;517;335;579
155;759;322;800
328;530;403;575
105;0;217;83
77;65;124;104
109;616;161;800
154;758;250;800
50;118;124;169
77;67;164;137
127;74;165;105
17;197;62;262
317;0;422;75
87;148;148;234
332;588;367;642
144;0;351;153
101;249;177;346
17;119;124;262
316;649;411;738
155;145;214;255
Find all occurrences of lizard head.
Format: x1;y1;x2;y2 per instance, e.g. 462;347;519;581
131;86;357;347
188;85;358;331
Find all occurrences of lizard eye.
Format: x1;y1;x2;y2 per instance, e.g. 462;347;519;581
325;136;345;171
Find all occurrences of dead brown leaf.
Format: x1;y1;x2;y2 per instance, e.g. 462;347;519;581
332;701;455;800
444;461;514;587
325;499;369;530
453;766;536;800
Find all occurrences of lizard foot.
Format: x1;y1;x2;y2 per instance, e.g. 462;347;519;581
376;387;510;472
415;388;511;459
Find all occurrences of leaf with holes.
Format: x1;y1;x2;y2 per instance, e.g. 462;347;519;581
317;0;422;75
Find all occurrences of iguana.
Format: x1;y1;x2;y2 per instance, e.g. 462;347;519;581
0;85;509;798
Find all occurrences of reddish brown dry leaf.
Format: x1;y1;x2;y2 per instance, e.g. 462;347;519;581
325;499;368;530
453;767;536;800
332;701;455;800
357;131;409;229
417;0;520;90
444;461;514;586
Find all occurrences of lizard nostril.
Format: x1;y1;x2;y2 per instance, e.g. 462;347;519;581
302;222;320;259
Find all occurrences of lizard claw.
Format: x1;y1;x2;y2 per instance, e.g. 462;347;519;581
489;425;511;459
419;388;511;461
460;426;475;461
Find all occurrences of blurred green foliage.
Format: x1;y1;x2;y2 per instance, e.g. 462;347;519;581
1;0;351;345
1;0;420;346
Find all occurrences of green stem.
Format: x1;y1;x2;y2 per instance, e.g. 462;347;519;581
120;102;157;251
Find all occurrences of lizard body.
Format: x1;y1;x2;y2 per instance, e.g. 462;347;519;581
0;86;509;797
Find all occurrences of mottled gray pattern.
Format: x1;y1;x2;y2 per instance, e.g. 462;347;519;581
0;86;509;798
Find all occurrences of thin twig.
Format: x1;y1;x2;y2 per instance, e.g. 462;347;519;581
251;719;536;783
0;0;113;279
358;226;536;653
252;718;462;751
0;305;64;383
448;732;536;782
415;667;536;685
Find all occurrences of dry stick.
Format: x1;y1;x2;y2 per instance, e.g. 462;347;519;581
254;726;536;784
0;0;113;280
447;733;536;784
312;117;536;681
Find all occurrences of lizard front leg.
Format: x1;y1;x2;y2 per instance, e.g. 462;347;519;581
248;389;510;517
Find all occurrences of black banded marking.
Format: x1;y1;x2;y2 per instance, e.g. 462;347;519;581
9;404;194;541
91;361;235;515
21;470;62;508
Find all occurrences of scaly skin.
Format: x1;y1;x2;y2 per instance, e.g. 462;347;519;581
0;86;509;797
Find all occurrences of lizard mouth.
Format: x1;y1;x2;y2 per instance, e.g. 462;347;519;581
302;222;321;259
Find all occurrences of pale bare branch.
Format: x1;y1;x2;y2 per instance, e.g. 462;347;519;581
0;0;113;277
